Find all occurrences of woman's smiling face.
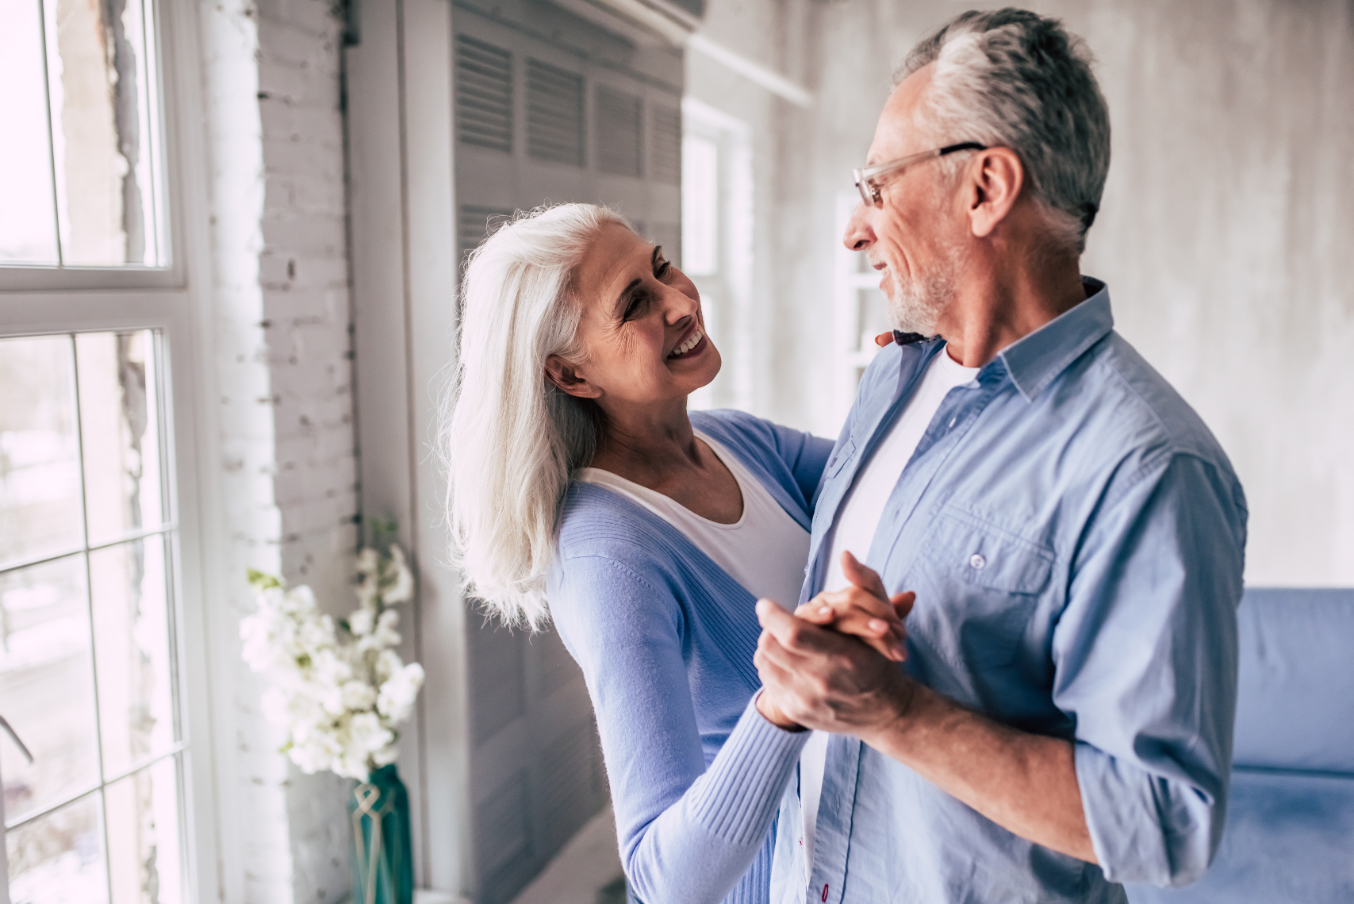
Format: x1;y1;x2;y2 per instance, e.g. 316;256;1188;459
548;222;720;413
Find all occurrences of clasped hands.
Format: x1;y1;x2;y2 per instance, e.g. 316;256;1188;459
753;551;918;738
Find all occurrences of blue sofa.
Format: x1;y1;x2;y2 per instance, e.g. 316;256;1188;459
1127;588;1354;903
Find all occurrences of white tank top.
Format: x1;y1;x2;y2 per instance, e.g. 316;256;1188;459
574;431;810;612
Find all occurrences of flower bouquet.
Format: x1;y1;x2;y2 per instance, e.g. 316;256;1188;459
241;526;423;904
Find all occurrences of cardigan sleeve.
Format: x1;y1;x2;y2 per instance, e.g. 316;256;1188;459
694;409;834;509
766;422;834;507
552;553;809;904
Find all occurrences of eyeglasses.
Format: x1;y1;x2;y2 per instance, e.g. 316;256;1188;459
853;142;987;207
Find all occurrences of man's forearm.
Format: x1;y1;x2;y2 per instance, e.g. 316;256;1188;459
863;682;1098;864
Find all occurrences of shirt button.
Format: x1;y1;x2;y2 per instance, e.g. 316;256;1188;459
969;553;986;570
949;416;957;428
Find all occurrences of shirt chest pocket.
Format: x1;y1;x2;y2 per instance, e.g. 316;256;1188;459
908;507;1055;671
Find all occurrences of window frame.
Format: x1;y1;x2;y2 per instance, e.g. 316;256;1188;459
0;2;222;902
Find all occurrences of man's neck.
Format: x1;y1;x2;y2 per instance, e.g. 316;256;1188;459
939;252;1087;368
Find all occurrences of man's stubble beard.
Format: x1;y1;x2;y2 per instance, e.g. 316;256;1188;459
886;236;967;337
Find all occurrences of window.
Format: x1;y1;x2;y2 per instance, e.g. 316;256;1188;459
1;331;184;904
680;100;753;413
0;0;168;269
828;190;892;433
1;3;204;902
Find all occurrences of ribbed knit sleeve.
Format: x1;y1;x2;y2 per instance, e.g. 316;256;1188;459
552;552;809;904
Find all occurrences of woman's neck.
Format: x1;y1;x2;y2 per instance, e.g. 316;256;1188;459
586;397;744;524
588;399;701;485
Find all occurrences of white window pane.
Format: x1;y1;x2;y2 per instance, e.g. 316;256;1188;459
0;555;100;825
0;335;84;568
44;0;166;267
6;792;108;904
91;536;175;777
0;0;60;264
681;136;719;276
104;758;182;904
76;331;166;545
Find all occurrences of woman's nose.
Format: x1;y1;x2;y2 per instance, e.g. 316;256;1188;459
662;285;699;324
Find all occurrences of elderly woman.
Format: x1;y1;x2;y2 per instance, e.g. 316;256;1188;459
445;204;905;904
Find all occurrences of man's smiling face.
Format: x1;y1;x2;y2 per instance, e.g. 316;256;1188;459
844;64;972;335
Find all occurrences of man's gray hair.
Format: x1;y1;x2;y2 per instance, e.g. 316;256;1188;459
897;9;1111;253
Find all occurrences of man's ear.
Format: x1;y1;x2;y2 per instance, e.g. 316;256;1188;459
965;147;1024;239
544;354;601;399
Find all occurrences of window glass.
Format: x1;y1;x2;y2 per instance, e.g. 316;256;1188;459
1;0;167;269
5;793;108;904
77;331;166;546
91;536;175;778
681;135;719;276
0;1;61;264
0;330;183;904
104;757;182;904
0;334;84;574
0;554;99;824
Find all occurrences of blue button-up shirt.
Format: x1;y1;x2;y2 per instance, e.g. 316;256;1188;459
772;281;1248;904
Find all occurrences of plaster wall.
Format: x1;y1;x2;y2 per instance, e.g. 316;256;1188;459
771;0;1354;586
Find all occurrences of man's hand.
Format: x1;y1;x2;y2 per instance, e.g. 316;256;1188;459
754;597;918;739
756;559;1098;865
794;551;915;661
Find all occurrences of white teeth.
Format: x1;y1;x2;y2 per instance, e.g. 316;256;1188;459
669;328;704;358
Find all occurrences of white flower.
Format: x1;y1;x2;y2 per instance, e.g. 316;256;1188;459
340;680;377;711
374;649;403;683
356;610;399;654
242;547;423;780
355;548;380;575
382;546;415;604
376;662;425;723
348;607;374;637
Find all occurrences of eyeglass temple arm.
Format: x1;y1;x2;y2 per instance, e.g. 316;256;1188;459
0;715;34;765
937;142;987;155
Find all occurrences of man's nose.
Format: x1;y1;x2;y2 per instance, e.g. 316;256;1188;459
843;201;875;251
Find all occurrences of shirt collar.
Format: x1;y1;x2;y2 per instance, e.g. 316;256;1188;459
994;277;1113;402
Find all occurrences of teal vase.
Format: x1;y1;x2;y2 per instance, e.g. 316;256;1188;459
349;764;414;904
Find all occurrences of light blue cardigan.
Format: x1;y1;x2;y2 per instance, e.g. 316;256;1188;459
549;410;832;904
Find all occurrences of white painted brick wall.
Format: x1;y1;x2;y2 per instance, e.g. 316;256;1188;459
198;0;358;901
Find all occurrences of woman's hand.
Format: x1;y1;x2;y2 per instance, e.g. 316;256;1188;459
754;687;806;731
794;551;915;661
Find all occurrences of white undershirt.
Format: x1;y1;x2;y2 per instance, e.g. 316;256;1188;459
575;431;810;615
799;348;979;881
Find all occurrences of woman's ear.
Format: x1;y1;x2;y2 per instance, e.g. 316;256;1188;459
545;354;601;399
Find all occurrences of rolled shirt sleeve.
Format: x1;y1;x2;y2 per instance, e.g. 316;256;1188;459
1054;452;1247;886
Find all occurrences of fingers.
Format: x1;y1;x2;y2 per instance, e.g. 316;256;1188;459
793;600;840;625
841;551;888;599
757;598;821;650
825;612;905;660
891;591;916;620
874;331;895;347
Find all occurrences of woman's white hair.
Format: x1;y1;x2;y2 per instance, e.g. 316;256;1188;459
897;8;1111;254
443;203;630;629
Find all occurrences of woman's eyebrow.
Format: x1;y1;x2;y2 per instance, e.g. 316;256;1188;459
614;277;642;318
613;247;664;318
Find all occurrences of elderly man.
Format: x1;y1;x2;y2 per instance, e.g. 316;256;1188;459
752;8;1247;904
